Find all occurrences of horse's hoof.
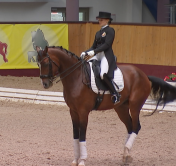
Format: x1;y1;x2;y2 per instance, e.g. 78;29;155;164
123;147;133;164
78;159;85;166
123;155;133;164
71;160;78;166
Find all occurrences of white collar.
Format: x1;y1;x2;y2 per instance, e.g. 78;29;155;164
101;25;108;29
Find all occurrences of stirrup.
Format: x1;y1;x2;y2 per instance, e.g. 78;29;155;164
111;94;120;105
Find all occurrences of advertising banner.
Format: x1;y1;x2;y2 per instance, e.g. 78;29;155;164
0;24;68;69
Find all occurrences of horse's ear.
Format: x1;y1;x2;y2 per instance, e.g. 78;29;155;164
36;46;40;53
44;46;48;53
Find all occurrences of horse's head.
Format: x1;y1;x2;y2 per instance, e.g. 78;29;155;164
36;46;60;89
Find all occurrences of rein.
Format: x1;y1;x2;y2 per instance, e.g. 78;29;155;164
55;59;87;83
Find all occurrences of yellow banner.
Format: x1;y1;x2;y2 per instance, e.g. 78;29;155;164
0;24;68;69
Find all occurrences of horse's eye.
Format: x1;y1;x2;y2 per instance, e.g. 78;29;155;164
43;62;49;67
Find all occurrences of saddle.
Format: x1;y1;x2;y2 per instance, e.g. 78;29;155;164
82;59;124;110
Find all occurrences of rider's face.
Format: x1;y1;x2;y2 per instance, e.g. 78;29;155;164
97;18;109;27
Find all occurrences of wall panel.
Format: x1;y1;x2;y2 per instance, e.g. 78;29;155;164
69;23;176;66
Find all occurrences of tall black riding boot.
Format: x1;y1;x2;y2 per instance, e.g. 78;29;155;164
103;73;121;104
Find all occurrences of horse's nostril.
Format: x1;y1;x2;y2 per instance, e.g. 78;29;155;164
43;82;48;88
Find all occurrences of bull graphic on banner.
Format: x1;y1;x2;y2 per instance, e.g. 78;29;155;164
28;29;49;62
0;41;8;63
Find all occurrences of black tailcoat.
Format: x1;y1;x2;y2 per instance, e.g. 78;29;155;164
86;26;117;79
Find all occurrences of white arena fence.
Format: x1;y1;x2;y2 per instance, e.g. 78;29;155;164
0;87;66;106
0;87;176;112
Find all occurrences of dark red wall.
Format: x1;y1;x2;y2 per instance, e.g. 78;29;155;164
0;69;40;77
118;63;176;79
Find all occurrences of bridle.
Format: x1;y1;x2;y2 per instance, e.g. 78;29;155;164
38;52;60;83
38;51;88;83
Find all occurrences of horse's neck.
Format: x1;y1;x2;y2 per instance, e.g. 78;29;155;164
56;49;82;87
58;50;78;71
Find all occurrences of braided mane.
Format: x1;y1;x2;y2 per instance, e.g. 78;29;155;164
48;46;80;60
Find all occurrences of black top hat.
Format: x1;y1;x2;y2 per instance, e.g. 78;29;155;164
96;11;113;21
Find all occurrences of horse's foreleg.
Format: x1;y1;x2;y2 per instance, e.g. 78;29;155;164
72;139;80;166
77;112;89;166
78;141;87;166
70;109;89;166
72;140;87;166
70;110;80;166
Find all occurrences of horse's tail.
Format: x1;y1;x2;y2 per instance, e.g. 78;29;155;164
148;76;176;115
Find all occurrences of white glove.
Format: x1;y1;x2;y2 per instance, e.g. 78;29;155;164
80;52;86;59
87;50;95;56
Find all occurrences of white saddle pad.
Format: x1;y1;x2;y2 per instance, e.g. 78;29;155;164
89;62;124;94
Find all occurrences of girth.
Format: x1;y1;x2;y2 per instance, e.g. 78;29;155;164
82;59;107;110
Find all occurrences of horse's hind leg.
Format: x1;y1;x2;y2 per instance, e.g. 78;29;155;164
114;102;134;164
122;96;147;164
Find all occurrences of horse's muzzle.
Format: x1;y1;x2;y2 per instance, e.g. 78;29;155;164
42;79;53;89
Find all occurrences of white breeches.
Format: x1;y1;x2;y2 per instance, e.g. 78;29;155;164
88;51;109;79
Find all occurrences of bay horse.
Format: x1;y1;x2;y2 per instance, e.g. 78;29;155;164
36;46;176;166
0;41;8;62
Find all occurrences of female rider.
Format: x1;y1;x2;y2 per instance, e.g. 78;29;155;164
81;11;121;104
